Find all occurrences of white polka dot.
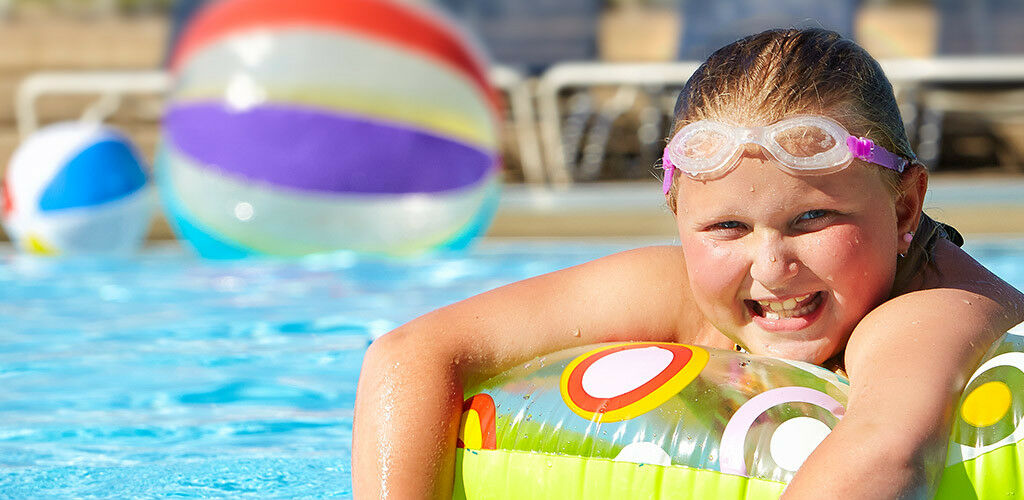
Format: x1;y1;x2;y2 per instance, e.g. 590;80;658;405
769;417;832;472
614;441;672;466
581;347;673;399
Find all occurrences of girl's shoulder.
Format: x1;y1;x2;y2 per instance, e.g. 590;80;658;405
573;245;725;345
583;245;686;284
881;238;1023;336
580;245;688;306
846;239;1024;383
601;246;729;346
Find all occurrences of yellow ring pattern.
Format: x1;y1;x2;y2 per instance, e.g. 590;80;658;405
560;343;709;423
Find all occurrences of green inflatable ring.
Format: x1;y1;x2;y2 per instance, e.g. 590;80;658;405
454;323;1024;499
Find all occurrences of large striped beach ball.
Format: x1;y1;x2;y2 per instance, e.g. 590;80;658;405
158;0;503;258
1;121;152;255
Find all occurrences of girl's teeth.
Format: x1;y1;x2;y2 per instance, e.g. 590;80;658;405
759;293;815;312
756;292;820;319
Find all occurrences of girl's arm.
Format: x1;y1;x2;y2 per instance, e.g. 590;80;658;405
784;247;1024;499
351;247;718;498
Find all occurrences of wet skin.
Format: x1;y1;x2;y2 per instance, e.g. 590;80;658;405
674;147;901;364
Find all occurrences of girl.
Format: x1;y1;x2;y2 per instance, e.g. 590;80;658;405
353;28;1024;498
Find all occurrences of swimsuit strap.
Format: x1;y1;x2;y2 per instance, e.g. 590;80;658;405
935;218;965;248
890;213;964;297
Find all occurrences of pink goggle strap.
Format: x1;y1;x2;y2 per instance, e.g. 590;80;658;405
662;147;675;194
846;136;908;173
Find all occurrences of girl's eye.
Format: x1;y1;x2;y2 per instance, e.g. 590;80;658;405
708;220;746;231
798;209;829;221
795;210;838;229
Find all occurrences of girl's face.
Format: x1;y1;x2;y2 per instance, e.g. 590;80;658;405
674;145;900;364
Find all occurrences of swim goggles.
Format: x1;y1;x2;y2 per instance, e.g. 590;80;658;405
661;115;908;193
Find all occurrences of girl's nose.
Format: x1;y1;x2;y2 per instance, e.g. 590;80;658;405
749;232;798;288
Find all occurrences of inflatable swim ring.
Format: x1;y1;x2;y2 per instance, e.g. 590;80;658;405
454;322;1024;499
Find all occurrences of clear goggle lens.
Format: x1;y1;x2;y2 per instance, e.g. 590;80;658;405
668;117;850;176
772;125;839;158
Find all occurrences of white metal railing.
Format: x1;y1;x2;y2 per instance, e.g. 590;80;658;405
15;70;170;138
535;61;702;185
15;57;1024;187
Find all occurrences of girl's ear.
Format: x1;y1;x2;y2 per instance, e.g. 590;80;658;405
895;163;928;250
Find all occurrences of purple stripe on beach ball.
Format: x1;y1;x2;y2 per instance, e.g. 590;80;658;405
164;103;496;194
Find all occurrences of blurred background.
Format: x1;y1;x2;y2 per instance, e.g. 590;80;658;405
1;0;1022;245
1;3;1022;496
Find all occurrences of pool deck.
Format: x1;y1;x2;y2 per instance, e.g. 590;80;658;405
486;175;1024;240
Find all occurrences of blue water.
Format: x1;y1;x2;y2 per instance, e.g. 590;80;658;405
0;239;1022;498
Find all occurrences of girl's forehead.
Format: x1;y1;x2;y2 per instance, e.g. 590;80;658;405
698;108;851;128
675;157;891;214
687;97;862;125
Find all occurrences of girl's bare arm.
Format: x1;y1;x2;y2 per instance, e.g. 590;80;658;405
351;246;717;498
784;246;1024;499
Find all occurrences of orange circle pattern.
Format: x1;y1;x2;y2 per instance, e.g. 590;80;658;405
560;343;709;423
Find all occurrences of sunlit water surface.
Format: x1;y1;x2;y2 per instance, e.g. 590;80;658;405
1;239;1022;498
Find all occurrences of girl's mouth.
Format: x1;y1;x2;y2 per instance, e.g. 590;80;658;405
745;291;824;320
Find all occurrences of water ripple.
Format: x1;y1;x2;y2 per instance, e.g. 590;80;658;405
1;239;1018;497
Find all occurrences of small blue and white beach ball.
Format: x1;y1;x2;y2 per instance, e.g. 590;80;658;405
1;122;152;255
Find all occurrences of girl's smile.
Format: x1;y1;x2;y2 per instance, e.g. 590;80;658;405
675;146;901;364
746;290;827;330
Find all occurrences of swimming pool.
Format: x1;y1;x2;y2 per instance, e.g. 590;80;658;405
1;239;1022;498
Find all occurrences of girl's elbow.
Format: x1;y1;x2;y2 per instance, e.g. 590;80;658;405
853;433;944;499
788;421;945;499
360;319;461;383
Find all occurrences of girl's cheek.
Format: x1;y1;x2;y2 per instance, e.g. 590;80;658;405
682;237;746;294
816;225;884;266
806;225;894;298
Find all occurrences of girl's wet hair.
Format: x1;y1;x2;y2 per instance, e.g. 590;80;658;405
666;27;918;209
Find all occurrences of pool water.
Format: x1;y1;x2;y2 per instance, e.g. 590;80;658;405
1;239;1022;498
